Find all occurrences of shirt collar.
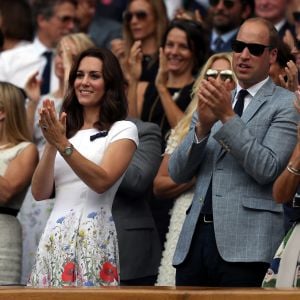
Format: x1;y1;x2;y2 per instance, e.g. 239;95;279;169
236;76;269;98
212;28;238;44
33;37;54;56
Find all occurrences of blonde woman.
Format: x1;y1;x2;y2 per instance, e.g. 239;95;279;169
17;33;95;284
154;52;236;286
0;82;38;284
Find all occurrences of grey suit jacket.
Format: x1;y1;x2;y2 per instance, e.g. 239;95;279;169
169;79;299;266
112;118;162;280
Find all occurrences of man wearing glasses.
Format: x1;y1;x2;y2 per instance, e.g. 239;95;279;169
208;0;253;53
0;0;77;95
169;17;298;287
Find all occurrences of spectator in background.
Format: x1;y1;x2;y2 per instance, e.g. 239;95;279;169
0;82;38;285
96;0;128;23
18;33;95;285
255;0;296;40
0;0;77;95
207;0;253;53
75;0;122;49
111;0;168;83
155;52;236;286
112;119;162;286
269;39;299;92
0;0;34;52
127;19;208;151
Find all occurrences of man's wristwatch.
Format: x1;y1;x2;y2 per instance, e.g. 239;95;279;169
60;144;74;157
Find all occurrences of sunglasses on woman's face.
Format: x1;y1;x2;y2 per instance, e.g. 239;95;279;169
209;0;235;9
205;69;234;81
231;40;272;56
123;10;148;23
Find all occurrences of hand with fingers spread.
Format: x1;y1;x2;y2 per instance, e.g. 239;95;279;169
279;60;299;92
39;99;67;149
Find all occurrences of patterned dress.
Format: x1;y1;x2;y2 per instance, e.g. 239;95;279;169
262;191;300;288
28;121;138;287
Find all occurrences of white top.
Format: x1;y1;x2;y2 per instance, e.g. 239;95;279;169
0;37;58;92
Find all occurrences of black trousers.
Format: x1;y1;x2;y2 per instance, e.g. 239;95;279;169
175;217;269;287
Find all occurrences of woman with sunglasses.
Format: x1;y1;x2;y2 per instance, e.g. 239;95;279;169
154;52;236;286
111;0;168;82
128;18;209;151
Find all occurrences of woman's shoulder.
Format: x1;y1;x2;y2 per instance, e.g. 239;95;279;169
109;120;139;145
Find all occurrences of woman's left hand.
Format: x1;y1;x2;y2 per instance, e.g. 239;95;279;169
39;99;67;148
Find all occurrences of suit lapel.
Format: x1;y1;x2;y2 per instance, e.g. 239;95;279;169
215;79;275;161
241;79;275;123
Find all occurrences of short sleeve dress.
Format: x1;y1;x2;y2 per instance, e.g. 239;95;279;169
28;120;138;287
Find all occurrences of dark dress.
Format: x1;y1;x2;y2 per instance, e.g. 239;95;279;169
140;54;159;83
141;81;194;152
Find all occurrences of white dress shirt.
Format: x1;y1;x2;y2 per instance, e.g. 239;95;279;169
0;37;58;93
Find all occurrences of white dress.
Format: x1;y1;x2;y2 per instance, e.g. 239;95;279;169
17;94;63;284
28;121;138;287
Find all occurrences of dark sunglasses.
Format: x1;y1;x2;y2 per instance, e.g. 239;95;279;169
209;0;235;9
205;69;234;81
123;10;148;23
231;40;272;56
293;12;300;22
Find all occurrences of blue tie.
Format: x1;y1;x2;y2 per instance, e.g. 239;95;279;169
41;51;52;95
214;36;224;52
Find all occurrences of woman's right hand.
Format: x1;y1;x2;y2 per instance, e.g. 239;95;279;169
127;40;143;82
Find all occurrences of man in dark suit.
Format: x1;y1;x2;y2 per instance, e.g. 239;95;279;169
208;0;254;53
112;118;162;285
169;17;298;287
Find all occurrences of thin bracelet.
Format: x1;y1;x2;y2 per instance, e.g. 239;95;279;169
287;163;300;176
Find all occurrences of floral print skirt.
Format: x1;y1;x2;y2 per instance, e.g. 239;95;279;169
28;207;119;287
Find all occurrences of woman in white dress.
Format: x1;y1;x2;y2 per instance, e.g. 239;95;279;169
0;82;38;284
154;52;236;286
18;32;95;285
28;47;138;287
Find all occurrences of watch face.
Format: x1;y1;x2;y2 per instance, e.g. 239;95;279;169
64;146;73;156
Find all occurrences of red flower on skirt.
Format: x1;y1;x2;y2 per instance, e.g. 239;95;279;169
62;261;76;282
99;262;118;282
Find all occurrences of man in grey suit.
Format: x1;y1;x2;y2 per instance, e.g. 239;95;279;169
112;118;162;285
169;17;299;287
